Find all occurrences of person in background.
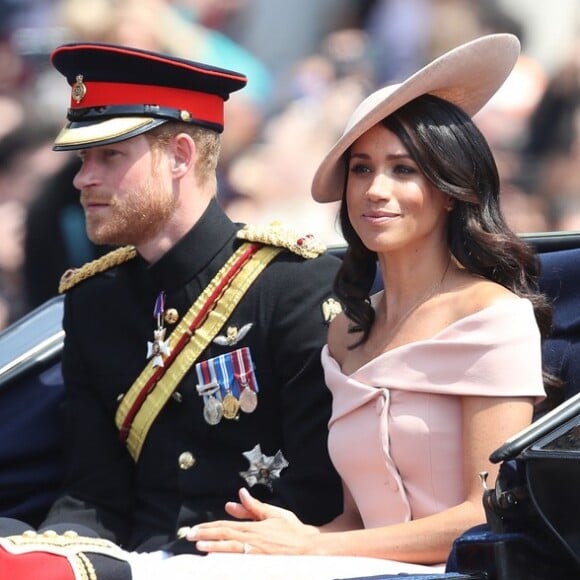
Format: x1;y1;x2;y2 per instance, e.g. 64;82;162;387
23;155;112;309
187;34;552;568
0;119;67;325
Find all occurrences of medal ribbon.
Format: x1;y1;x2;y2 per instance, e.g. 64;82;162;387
115;242;282;461
206;359;221;394
196;360;214;390
232;347;259;394
195;360;220;402
196;349;251;399
223;353;240;398
153;291;165;326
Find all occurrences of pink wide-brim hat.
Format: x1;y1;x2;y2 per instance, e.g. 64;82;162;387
311;33;521;203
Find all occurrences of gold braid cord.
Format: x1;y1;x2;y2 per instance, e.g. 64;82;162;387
0;530;126;558
59;246;137;294
237;222;326;259
58;223;325;295
73;552;97;580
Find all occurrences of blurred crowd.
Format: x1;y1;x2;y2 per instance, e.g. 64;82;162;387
0;0;579;329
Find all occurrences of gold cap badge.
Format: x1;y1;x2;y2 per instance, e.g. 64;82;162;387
72;74;87;104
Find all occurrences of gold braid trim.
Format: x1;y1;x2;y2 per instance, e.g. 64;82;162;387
0;531;126;559
236;222;326;259
59;246;137;294
74;552;97;580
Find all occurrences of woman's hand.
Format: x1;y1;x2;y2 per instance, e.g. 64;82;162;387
186;488;320;555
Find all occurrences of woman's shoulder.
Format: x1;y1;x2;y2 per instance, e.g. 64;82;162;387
447;272;521;321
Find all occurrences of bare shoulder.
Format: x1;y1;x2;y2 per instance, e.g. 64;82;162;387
450;271;519;319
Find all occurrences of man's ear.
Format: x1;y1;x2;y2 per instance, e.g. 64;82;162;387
170;133;196;178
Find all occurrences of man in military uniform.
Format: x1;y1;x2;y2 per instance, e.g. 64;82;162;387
0;42;342;576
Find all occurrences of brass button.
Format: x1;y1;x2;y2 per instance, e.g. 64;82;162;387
178;451;196;470
165;308;179;324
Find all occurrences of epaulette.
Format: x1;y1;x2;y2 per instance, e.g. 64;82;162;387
59;245;137;294
237;222;326;259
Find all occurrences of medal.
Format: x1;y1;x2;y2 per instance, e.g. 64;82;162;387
222;391;240;420
203;395;223;425
146;291;171;367
197;383;224;425
195;348;260;424
233;348;259;413
239;383;258;413
204;353;241;420
146;328;171;368
239;444;289;490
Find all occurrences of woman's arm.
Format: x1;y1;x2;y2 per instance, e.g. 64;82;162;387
188;394;534;563
321;483;363;532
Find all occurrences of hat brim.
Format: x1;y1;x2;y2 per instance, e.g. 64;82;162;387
311;33;521;203
53;117;167;151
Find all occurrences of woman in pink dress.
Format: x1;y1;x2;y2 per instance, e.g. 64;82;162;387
187;33;552;567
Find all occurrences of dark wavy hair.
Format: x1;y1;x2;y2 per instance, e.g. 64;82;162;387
335;94;557;394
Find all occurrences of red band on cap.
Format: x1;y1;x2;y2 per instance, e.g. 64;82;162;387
71;81;224;126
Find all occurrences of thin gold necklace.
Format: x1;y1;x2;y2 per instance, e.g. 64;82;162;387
384;255;452;341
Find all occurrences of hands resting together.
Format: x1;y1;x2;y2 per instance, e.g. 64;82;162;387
184;488;320;555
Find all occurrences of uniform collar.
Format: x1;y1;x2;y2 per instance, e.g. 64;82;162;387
143;198;238;291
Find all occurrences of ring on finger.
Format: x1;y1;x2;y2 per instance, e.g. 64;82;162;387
242;542;251;554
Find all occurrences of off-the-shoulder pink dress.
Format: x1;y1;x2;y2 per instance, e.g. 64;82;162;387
122;300;545;579
324;298;545;529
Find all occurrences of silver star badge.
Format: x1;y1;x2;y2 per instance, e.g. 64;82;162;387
239;444;289;490
146;328;171;367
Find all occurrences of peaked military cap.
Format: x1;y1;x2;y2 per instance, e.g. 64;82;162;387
50;42;247;151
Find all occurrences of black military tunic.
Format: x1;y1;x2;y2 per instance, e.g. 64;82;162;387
42;199;343;553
